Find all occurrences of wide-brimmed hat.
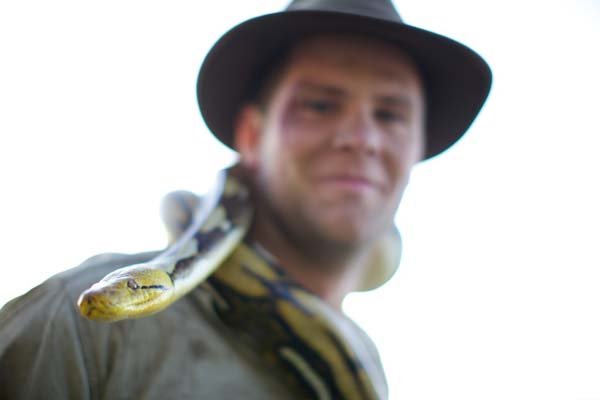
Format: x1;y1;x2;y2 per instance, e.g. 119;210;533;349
197;0;492;160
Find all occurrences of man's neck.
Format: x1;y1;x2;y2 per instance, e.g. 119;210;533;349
248;209;371;311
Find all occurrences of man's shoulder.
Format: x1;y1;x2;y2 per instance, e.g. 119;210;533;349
0;250;162;344
0;249;292;399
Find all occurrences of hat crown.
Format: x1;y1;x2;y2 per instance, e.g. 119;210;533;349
286;0;403;23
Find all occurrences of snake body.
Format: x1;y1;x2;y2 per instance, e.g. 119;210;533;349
77;169;252;322
76;167;395;397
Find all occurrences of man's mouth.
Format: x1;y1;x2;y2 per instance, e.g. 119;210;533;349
316;175;380;192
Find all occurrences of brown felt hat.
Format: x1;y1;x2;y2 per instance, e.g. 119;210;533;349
197;0;492;160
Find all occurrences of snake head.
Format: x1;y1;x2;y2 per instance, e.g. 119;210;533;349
77;264;175;322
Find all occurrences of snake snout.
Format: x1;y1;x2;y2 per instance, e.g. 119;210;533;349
77;286;118;321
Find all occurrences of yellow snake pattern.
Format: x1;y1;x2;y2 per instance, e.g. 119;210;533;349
205;243;384;399
77;167;386;399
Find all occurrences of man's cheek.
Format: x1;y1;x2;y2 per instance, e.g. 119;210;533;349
281;112;328;149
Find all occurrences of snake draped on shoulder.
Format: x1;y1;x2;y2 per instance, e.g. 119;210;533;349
0;168;389;399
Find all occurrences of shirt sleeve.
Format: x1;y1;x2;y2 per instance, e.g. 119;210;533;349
0;251;160;400
0;274;93;399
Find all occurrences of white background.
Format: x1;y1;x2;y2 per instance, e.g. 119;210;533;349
1;1;599;399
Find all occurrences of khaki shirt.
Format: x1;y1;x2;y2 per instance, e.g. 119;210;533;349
0;252;386;399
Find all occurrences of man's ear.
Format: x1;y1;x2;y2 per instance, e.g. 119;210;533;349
233;104;263;169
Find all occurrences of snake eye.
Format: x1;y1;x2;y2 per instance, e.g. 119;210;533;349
127;279;139;290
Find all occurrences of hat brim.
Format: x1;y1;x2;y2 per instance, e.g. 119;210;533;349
197;10;492;160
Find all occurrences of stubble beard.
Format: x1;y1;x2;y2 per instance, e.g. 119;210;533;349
253;180;384;271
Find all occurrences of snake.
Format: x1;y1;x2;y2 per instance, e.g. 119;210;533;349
77;166;401;322
77;167;253;322
77;166;397;398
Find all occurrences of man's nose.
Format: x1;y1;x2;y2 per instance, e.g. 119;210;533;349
332;107;382;154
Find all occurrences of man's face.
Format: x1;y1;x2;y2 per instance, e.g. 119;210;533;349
236;35;425;248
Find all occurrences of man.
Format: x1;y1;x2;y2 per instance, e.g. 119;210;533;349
0;0;491;399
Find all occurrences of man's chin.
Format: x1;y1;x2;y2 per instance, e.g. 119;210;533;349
315;217;381;247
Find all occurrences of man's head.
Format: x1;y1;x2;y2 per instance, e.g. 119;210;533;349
234;34;425;250
196;0;491;289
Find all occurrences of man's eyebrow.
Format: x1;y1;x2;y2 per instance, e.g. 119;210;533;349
294;80;415;108
376;94;414;108
294;81;348;96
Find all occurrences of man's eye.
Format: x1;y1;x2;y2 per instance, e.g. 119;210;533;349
375;109;407;123
300;99;337;114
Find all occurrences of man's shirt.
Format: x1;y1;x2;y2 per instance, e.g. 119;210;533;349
0;248;387;399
